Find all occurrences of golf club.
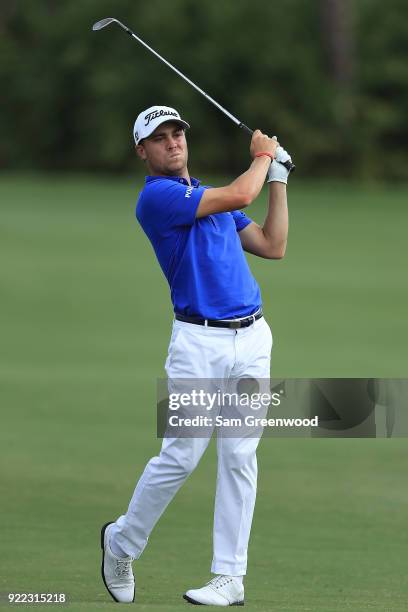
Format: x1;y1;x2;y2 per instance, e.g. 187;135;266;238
92;17;295;172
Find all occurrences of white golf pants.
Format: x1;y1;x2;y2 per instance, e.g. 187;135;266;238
110;316;272;575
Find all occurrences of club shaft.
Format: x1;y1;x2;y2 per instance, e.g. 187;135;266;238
126;28;242;128
99;19;295;172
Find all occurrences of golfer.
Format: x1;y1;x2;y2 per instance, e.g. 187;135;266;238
101;105;291;605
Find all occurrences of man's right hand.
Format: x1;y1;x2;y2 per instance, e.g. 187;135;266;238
250;129;279;160
196;130;280;218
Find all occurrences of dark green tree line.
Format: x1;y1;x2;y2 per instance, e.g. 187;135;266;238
0;0;407;178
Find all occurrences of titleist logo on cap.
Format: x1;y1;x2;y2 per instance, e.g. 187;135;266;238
144;109;178;126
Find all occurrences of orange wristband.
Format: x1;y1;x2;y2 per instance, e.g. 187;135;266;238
254;152;274;160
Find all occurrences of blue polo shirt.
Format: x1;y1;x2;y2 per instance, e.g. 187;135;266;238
136;175;261;319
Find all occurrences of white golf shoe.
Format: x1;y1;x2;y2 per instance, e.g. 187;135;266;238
183;575;244;606
100;522;135;603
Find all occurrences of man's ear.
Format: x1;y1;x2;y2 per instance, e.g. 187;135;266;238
135;144;147;161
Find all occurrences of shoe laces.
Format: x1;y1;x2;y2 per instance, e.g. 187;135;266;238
115;558;132;578
207;575;233;590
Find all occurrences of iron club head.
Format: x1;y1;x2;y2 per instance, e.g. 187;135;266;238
92;18;129;32
92;18;116;31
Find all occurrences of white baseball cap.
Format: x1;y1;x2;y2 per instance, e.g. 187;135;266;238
133;105;190;144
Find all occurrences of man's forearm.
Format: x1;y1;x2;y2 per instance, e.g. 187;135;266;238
262;182;288;257
229;156;271;205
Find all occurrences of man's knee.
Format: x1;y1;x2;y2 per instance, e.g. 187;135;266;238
174;453;201;476
219;442;258;472
160;442;205;477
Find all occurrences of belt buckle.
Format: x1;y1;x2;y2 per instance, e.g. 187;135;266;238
229;320;242;329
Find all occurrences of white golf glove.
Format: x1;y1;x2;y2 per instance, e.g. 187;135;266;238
267;146;292;184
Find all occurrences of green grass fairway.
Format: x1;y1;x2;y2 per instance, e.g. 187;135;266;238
1;174;408;610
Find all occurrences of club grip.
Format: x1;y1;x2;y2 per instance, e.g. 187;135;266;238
282;159;296;172
239;123;296;173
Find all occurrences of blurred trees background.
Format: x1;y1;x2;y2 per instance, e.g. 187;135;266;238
0;0;407;178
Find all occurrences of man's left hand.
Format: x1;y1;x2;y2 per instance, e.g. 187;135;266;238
267;146;292;184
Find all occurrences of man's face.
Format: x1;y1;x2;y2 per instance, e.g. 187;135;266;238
136;121;188;176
